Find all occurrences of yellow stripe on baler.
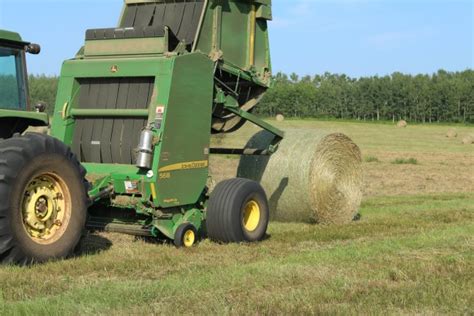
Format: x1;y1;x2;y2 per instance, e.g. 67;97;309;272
158;160;208;172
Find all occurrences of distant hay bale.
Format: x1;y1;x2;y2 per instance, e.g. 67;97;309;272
276;114;285;122
397;120;407;128
461;135;473;145
446;129;458;138
238;130;363;225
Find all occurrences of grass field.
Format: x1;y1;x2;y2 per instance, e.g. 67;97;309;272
1;120;473;314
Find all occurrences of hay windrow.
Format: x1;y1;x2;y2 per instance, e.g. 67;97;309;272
238;129;363;225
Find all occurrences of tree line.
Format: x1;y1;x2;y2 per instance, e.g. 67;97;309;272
28;70;473;123
256;70;473;124
29;75;58;116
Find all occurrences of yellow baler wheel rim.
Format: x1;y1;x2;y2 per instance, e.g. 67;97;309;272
183;229;195;248
243;200;261;232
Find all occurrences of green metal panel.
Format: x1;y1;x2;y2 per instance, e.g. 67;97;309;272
85;163;140;177
0;109;48;139
58;57;173;78
254;18;271;74
222;1;253;69
154;53;214;207
0;29;25;44
50;77;80;147
51;52;213;208
84;38;166;57
0;109;48;124
69;108;149;117
194;0;272;78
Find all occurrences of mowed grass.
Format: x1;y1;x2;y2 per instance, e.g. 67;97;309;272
2;120;473;314
0;193;472;314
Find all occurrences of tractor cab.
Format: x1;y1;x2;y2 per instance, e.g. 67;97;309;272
0;29;47;138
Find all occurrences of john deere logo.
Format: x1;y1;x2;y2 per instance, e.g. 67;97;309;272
110;65;119;73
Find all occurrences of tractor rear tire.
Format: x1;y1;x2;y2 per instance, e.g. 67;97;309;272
0;133;88;265
206;178;269;243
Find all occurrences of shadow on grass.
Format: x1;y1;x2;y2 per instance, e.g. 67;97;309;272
75;233;113;256
138;230;273;247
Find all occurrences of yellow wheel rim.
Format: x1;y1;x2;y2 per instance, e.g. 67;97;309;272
183;229;195;248
243;200;261;232
22;173;71;245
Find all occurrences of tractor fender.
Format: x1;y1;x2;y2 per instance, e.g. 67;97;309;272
0;110;48;138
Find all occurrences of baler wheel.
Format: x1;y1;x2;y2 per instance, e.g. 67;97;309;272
206;178;269;243
174;223;197;248
0;133;88;265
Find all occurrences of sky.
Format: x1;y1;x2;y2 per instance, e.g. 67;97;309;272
0;0;472;77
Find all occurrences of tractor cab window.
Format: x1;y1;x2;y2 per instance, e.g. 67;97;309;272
0;46;27;110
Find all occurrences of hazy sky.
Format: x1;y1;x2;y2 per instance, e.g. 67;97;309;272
0;0;472;77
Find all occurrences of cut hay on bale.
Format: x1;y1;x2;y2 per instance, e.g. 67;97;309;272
238;129;363;225
446;129;457;138
397;120;407;128
462;135;473;145
276;114;285;122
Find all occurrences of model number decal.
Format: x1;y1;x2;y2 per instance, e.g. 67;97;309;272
159;172;171;180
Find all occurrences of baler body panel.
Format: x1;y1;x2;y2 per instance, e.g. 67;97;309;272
51;53;213;208
155;53;214;208
195;0;272;75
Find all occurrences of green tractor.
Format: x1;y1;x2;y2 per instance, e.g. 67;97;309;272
0;0;284;264
0;30;47;138
0;30;85;264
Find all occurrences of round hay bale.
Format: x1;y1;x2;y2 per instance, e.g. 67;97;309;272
461;135;473;145
446;129;457;138
396;120;407;128
276;114;285;122
238;130;363;225
26;126;49;135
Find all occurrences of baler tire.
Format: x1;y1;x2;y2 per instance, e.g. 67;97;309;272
174;223;197;248
0;133;88;265
206;178;269;243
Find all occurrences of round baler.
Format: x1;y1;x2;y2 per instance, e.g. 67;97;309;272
0;0;362;265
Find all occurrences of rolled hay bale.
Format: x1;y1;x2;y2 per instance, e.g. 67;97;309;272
461;135;473;145
397;120;408;128
26;126;49;135
446;129;458;138
238;129;363;225
276;114;285;122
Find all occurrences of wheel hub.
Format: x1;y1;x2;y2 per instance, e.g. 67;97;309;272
243;200;261;232
183;230;195;248
22;174;68;242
